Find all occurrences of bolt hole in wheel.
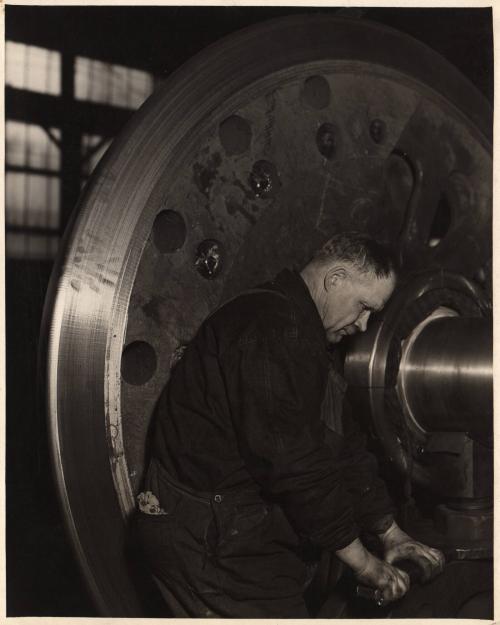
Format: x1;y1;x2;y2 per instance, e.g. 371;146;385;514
301;75;331;109
152;210;187;253
121;341;157;386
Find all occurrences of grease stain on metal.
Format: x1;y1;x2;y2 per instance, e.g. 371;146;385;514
193;152;222;198
225;199;257;225
219;115;252;155
142;295;166;326
315;171;332;228
233;178;255;201
316;123;338;160
369;118;387;144
350;196;376;227
263;92;276;153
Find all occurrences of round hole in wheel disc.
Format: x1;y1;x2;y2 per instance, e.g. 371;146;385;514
301;75;331;109
152;210;187;253
121;341;157;385
219;115;252;155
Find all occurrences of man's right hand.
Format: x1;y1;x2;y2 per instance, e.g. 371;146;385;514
355;552;410;603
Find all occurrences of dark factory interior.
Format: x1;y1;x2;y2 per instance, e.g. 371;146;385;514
5;5;493;618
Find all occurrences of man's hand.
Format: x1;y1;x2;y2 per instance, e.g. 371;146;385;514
355;551;410;603
335;537;410;604
379;521;445;582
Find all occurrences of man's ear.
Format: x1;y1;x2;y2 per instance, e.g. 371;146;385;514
324;266;347;292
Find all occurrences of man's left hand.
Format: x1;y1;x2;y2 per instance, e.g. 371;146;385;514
379;522;445;582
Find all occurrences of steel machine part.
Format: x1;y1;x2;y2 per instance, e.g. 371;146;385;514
43;15;492;616
345;271;492;558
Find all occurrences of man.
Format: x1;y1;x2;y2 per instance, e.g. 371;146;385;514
135;231;444;617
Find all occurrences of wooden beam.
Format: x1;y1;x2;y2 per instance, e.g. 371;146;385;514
6;164;60;177
6;224;59;236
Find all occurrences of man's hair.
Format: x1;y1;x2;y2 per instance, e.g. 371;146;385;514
311;231;398;279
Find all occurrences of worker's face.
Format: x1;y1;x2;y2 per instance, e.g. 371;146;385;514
321;265;396;344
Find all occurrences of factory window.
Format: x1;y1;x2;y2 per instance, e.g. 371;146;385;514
75;57;154;109
6;173;60;229
6;41;61;95
6;232;59;261
6;121;61;172
5;47;153;260
5;121;61;260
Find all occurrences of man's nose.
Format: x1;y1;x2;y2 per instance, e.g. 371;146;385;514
355;311;370;332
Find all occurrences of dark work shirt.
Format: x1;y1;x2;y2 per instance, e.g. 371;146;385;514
148;269;394;552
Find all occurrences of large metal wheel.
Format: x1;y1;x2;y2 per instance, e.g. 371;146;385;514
44;15;492;615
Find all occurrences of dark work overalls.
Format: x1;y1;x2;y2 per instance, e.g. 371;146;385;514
134;269;394;617
135;456;311;617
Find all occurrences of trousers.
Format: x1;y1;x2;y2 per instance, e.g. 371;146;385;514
133;463;311;618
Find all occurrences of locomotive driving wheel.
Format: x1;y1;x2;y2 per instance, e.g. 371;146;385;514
43;15;492;616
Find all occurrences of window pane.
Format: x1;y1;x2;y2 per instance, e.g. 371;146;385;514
75;56;154;109
6;172;60;229
6;232;59;260
6;41;61;95
5;173;26;226
6;121;61;171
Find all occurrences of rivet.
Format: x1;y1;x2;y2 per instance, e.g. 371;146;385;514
195;239;224;279
248;160;280;199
